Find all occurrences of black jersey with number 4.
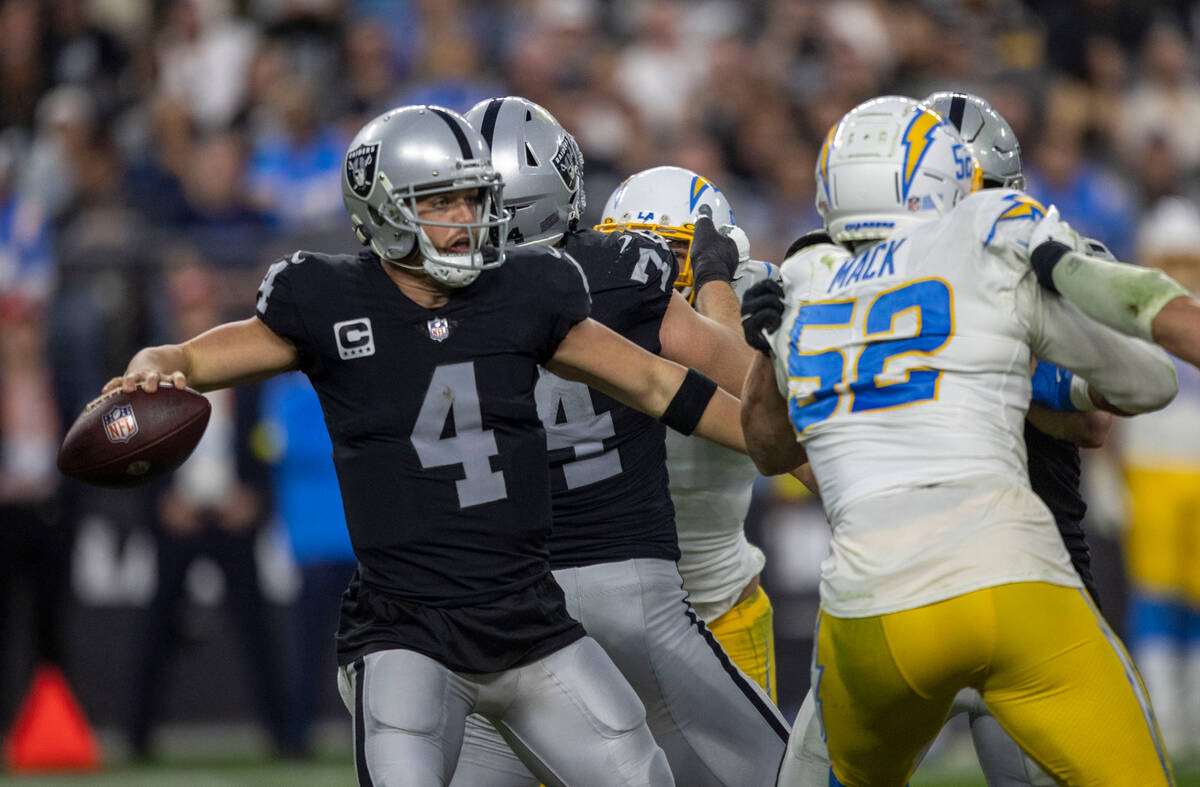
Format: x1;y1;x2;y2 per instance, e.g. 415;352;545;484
255;246;590;672
538;229;680;569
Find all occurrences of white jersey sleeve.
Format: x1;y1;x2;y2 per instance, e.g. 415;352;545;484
668;258;778;623
979;193;1178;415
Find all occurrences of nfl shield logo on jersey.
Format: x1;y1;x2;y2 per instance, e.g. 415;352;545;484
102;403;139;443
427;317;450;342
345;142;380;198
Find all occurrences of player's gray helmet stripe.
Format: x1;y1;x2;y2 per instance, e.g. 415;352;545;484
922;91;1024;190
464;96;585;247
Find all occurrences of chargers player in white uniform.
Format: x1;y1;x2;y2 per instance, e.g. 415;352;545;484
741;96;1178;785
597;166;780;700
779;90;1121;787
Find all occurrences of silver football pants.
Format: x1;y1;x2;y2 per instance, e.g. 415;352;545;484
336;636;673;787
778;687;1055;786
451;558;790;787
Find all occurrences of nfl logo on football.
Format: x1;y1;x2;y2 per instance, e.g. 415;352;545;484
427;317;450;342
102;403;139;443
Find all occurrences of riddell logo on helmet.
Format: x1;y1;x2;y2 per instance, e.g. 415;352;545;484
844;221;895;230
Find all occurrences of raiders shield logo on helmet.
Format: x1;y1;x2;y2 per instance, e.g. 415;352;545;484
551;137;581;191
346;142;380;199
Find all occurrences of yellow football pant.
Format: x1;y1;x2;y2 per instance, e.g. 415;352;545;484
815;582;1173;787
706;586;777;703
1124;467;1200;603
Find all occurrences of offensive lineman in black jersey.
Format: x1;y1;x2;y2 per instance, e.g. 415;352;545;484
449;97;787;787
100;105;757;787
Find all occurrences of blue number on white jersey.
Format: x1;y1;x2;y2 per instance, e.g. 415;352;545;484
786;278;954;434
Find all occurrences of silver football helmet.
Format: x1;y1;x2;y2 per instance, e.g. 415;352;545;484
341;105;509;287
464;96;585;247
922;91;1024;190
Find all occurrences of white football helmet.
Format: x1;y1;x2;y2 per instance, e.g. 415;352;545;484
596;165;736;292
816;96;980;245
341;105;510;287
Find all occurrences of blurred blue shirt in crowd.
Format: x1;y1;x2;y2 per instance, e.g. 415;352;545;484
259;372;354;564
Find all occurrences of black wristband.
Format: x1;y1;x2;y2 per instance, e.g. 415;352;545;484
1030;241;1071;294
660;368;719;435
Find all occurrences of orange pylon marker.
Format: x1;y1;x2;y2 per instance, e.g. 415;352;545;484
3;664;100;772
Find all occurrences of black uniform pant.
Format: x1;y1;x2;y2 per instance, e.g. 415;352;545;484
128;519;286;754
283;559;356;754
0;498;69;729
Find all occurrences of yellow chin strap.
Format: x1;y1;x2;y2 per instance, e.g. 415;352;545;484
594;218;696;292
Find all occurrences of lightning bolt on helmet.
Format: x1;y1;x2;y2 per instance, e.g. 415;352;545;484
464;96;585;247
341;105;510;288
922;91;1024;190
595;165;736;293
816;96;979;245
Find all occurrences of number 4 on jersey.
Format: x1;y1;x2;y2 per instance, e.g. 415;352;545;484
411;362;507;508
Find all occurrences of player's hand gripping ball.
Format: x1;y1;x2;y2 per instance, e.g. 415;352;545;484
57;383;211;488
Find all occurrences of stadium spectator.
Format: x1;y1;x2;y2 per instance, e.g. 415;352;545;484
246;78;345;231
257;372;356;758
1117;197;1200;761
0;294;67;729
0;133;53;302
126;265;285;757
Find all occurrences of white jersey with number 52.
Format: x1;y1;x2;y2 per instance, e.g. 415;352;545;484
769;188;1174;617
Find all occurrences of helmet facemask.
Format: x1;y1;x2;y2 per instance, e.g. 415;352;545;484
595;166;736;301
374;162;510;288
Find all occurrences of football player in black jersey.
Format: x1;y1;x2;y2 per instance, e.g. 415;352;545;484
769;92;1118;787
100;105;759;787
449;97;787;787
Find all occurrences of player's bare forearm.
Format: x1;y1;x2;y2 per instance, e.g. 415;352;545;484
660;291;753;395
742;353;806;475
1153;295;1200;369
792;463;819;495
549;318;672;413
694;281;743;332
106;317;298;394
690;387;747;454
1026;405;1112;449
549;317;747;453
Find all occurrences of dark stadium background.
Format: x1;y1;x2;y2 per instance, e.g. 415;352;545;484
1;0;1198;783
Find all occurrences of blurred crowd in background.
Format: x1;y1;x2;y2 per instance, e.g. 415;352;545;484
2;0;1200;766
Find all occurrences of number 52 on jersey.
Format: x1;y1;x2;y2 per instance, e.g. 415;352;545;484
785;278;954;435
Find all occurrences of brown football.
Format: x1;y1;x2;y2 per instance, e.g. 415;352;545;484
57;384;212;489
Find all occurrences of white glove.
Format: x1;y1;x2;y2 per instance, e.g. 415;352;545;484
719;224;751;265
1028;206;1080;254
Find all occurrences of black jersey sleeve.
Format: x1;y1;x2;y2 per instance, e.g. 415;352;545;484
535;248;592;364
254;251;315;370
